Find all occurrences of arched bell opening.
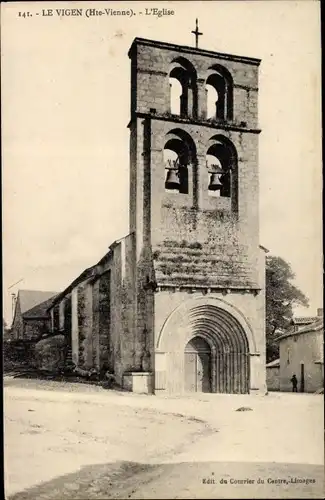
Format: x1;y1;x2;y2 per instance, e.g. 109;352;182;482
169;77;184;116
164;138;189;194
205;65;233;121
169;57;198;118
206;84;220;120
206;153;224;198
206;135;238;212
164;129;197;198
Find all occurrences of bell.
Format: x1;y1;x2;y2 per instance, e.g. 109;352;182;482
208;172;223;191
165;169;180;189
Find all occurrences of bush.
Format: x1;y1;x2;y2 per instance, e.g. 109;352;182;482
3;340;35;369
34;334;66;373
101;372;116;389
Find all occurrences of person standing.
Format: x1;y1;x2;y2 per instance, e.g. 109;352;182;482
290;374;298;392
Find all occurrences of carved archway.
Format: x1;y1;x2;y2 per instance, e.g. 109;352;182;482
157;296;254;394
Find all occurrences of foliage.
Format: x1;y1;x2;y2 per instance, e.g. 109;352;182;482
34;334;66;372
266;255;309;362
3;318;12;341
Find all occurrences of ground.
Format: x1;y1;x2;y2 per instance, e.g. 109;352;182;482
4;377;324;499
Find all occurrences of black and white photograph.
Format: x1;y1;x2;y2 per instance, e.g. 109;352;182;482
2;1;323;498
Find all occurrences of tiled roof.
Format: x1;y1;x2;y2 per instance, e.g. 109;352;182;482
277;318;323;341
23;295;58;319
48;244;115;308
291;316;318;325
49;265;98;308
18;290;58;315
153;241;260;290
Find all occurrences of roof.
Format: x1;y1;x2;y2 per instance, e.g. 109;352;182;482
18;290;58;315
49;264;98;308
49;246;115;308
128;37;261;66
291;316;318;326
153;240;260;290
277;317;323;342
23;295;58;319
266;358;280;368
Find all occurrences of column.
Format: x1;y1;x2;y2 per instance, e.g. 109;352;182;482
59;299;65;332
71;287;79;366
150;142;165;247
211;346;216;393
187;85;193;118
197;79;207;120
82;283;93;369
50;309;54;333
92;280;100;370
196;154;206;210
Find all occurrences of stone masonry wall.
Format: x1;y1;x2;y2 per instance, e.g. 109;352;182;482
92;279;100;370
279;331;323;393
131;115;260;288
154;288;266;393
24;319;51;341
98;271;111;371
127;39;264;395
12;301;24;340
76;283;93;370
104;235;138;384
130;41;259;128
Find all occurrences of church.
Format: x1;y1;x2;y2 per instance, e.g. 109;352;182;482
48;28;267;395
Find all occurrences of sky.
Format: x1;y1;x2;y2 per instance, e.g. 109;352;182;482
2;1;322;324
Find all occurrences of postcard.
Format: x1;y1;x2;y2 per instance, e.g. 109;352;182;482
2;1;323;499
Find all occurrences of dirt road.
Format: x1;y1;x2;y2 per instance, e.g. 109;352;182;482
4;378;324;499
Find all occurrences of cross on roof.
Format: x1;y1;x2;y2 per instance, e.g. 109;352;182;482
191;18;203;48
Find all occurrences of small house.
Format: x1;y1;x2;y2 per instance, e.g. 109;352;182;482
277;309;323;393
11;290;58;341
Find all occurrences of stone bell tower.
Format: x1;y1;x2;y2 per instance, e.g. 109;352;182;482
127;29;266;395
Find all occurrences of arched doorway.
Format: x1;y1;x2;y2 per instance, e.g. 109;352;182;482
188;305;250;394
156;297;254;394
184;336;211;393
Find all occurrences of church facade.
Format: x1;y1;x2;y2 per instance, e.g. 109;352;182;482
48;36;267;395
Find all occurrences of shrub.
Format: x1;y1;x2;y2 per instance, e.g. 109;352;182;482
3;340;35;369
34;335;66;373
101;372;116;389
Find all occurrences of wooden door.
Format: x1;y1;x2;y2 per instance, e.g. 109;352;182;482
197;352;211;393
184;337;211;393
184;352;197;392
300;363;305;392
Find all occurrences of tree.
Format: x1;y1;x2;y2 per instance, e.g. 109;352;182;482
3;318;12;341
265;255;309;363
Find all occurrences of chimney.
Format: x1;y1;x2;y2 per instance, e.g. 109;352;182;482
317;308;323;317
